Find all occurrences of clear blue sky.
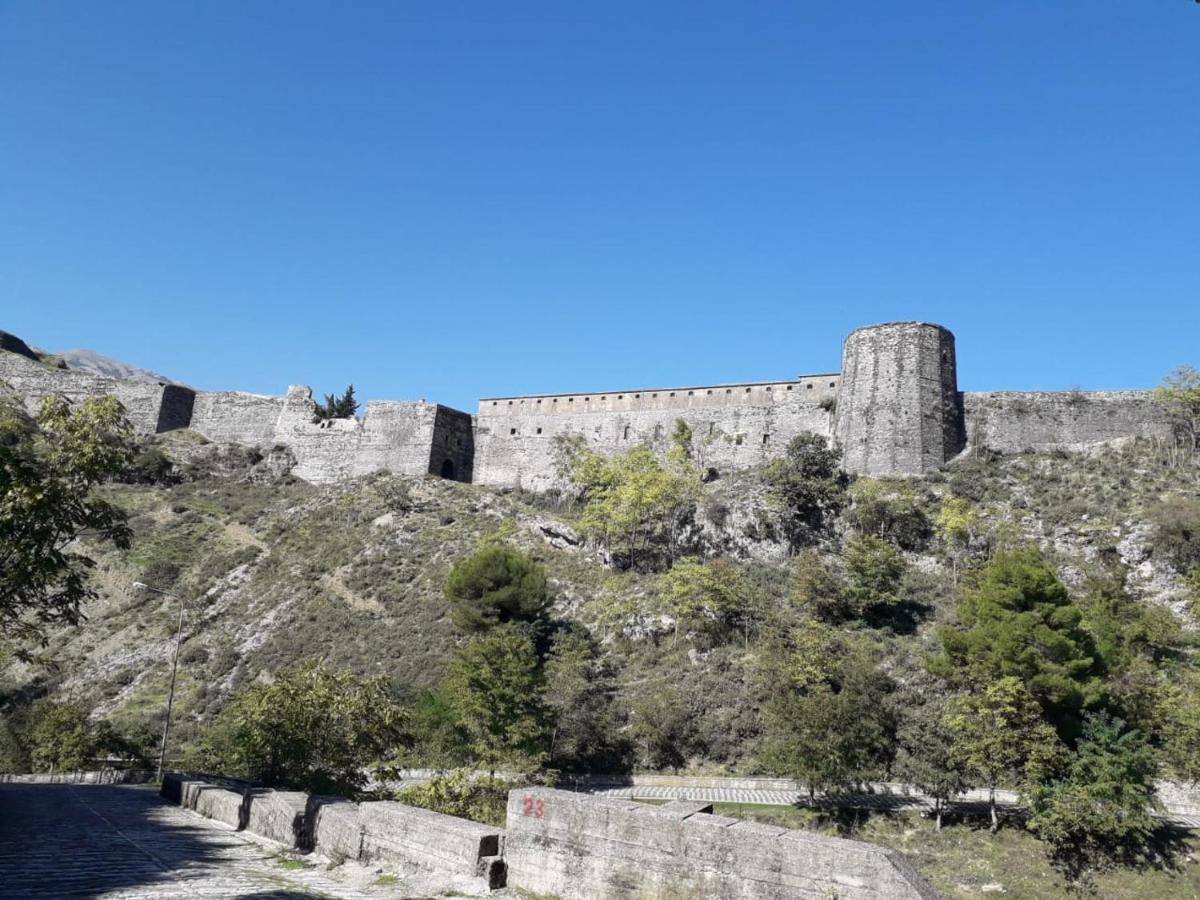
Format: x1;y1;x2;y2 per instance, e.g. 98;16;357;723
1;2;1197;411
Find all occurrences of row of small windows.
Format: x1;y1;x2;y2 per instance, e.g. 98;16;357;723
508;426;774;444
491;381;837;408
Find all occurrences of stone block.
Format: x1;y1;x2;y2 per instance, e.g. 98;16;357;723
357;800;504;881
244;790;308;847
190;785;245;830
305;796;363;860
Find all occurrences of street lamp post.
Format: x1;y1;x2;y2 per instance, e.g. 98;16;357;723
133;581;186;783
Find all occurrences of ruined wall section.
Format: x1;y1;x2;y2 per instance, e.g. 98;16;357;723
188;390;286;446
0;349;191;434
473;375;839;490
963;391;1174;454
834;322;964;476
267;386;467;484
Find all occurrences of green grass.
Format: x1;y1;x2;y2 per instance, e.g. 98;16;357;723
712;803;1200;900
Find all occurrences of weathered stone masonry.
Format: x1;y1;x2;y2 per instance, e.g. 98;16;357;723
0;321;1176;486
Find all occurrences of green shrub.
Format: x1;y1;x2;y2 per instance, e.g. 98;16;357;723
444;545;550;632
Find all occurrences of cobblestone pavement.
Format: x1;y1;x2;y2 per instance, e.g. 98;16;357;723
581;785;1200;830
0;784;381;899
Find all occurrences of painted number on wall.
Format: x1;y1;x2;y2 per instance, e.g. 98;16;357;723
522;796;545;818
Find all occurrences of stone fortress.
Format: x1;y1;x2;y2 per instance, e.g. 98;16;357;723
0;321;1176;487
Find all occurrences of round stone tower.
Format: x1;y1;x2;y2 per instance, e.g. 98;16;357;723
833;322;964;475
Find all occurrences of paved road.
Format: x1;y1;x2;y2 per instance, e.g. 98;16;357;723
0;784;379;899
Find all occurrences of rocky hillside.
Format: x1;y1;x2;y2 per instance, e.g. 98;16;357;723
2;428;1196;773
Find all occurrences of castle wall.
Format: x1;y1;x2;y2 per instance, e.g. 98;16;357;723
267;387;463;484
0;349;189;434
188;390;287;446
473;376;838;490
963;391;1174;453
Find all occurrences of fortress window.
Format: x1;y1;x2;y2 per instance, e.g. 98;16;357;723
553;398;558;403
635;394;640;399
585;397;590;402
508;400;513;405
536;427;543;435
806;384;813;390
735;435;744;446
537;399;542;404
786;385;793;391
510;428;517;436
618;394;624;399
762;434;770;445
568;398;573;403
623;425;630;440
829;382;835;388
492;401;497;406
670;392;676;397
746;387;751;393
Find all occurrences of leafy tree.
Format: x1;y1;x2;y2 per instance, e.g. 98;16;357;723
396;685;471;769
934;495;980;582
313;385;359;420
1152;364;1200;456
929;548;1102;737
944;676;1062;832
669;417;694;460
656;557;753;646
762;434;848;551
1;395;134;648
1025;713;1159;880
566;444;700;569
786;549;848;622
628;683;693;772
759;620;895;798
542;629;621;771
22;700;101;773
1157;670;1200;784
895;683;971;830
444;544;550;632
846;479;931;550
445;624;548;777
844;535;906;616
221;659;408;794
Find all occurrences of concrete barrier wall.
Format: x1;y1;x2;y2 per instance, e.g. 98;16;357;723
161;773;505;888
358;801;506;887
245;789;309;846
305;796;363;860
504;787;941;900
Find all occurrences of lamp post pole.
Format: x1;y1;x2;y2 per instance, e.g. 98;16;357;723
133;582;185;783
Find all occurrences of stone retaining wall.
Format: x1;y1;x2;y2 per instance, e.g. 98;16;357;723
160;773;505;888
504;787;941;900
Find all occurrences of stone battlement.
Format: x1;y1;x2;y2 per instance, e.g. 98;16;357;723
0;322;1177;486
